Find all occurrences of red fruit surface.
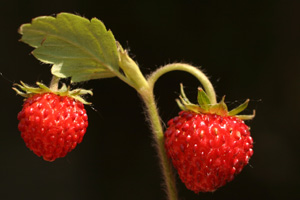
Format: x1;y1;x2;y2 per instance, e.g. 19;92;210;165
164;111;253;193
17;93;88;161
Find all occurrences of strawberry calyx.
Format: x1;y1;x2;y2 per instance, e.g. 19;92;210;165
13;80;93;104
176;84;255;120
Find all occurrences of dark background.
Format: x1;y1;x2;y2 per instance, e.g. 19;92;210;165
1;0;299;200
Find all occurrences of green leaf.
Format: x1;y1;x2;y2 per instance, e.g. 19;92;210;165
19;12;120;82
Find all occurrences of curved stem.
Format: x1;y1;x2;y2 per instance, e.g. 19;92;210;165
147;63;217;104
138;87;178;200
119;53;179;199
121;62;216;200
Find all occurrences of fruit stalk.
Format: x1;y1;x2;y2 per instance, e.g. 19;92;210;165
137;63;218;199
147;63;217;104
139;87;179;200
49;75;60;91
117;54;179;200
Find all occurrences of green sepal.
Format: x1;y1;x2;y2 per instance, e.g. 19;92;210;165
176;97;206;113
36;82;51;91
176;84;206;113
13;81;49;96
197;87;211;111
209;96;228;116
235;110;256;120
13;81;93;105
228;99;249;116
176;84;254;120
176;98;187;111
179;83;192;104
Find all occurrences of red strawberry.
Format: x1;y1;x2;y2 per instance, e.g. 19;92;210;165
164;84;255;193
14;81;92;161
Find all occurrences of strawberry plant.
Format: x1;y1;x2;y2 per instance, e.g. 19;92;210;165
16;12;255;200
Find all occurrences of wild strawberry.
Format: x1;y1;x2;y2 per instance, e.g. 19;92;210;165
14;81;92;161
164;84;255;193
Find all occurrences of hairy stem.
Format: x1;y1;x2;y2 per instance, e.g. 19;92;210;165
120;56;179;199
122;62;216;200
147;63;217;104
138;87;178;200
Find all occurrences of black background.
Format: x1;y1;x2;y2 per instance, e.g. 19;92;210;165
1;0;299;200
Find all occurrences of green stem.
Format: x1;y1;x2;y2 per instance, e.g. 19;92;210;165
138;86;178;200
49;76;60;91
119;54;179;199
121;62;216;200
147;63;217;104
